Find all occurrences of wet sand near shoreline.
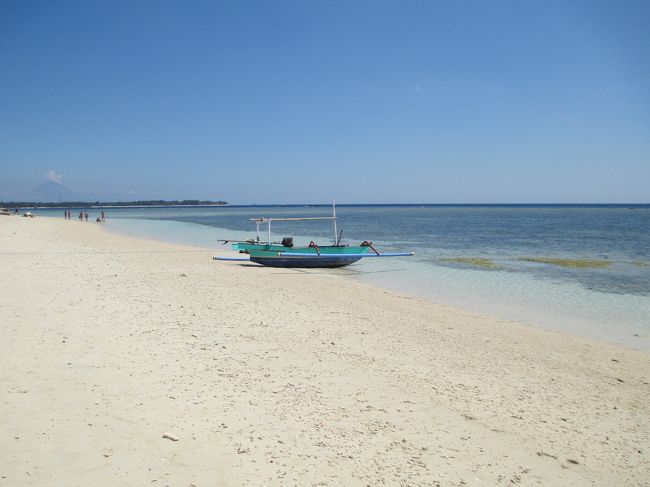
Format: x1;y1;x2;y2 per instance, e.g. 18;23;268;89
1;216;648;486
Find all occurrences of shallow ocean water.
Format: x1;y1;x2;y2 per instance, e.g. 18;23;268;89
39;204;650;351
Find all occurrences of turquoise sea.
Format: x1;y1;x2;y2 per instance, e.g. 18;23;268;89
41;204;650;351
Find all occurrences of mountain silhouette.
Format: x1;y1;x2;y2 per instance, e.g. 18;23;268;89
25;180;89;203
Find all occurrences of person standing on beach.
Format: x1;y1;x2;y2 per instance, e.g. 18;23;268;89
79;210;83;221
101;211;105;222
84;211;88;222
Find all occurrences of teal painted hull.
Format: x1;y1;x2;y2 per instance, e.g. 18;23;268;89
233;242;371;255
232;242;293;253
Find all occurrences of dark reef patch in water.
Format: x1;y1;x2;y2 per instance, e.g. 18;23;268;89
518;257;611;269
440;257;503;270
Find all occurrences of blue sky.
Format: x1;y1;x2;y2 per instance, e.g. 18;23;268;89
1;1;648;203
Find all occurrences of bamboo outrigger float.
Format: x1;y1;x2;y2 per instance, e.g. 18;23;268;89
214;201;414;268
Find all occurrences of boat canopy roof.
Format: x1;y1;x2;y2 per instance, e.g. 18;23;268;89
246;201;340;245
250;216;336;223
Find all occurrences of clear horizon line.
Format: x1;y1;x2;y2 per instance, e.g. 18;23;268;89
4;201;649;207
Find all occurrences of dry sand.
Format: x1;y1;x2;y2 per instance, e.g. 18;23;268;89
1;216;648;486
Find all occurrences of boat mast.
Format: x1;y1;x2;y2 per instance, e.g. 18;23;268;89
333;200;338;245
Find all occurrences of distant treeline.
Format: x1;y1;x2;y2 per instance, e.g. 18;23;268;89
1;200;228;208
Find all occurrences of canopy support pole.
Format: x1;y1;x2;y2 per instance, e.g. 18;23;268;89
333;200;338;245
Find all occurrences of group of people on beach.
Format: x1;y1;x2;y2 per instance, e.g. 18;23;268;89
64;210;105;222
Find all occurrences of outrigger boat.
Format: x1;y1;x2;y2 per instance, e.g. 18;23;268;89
214;202;413;268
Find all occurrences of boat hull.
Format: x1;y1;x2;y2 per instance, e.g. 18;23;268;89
249;254;364;268
247;246;370;268
233;243;370;255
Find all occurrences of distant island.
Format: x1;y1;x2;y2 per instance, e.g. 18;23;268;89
1;200;228;208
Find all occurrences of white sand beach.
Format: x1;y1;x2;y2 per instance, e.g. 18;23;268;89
1;216;648;486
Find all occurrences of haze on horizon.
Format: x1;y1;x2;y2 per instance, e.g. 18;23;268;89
1;1;648;205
